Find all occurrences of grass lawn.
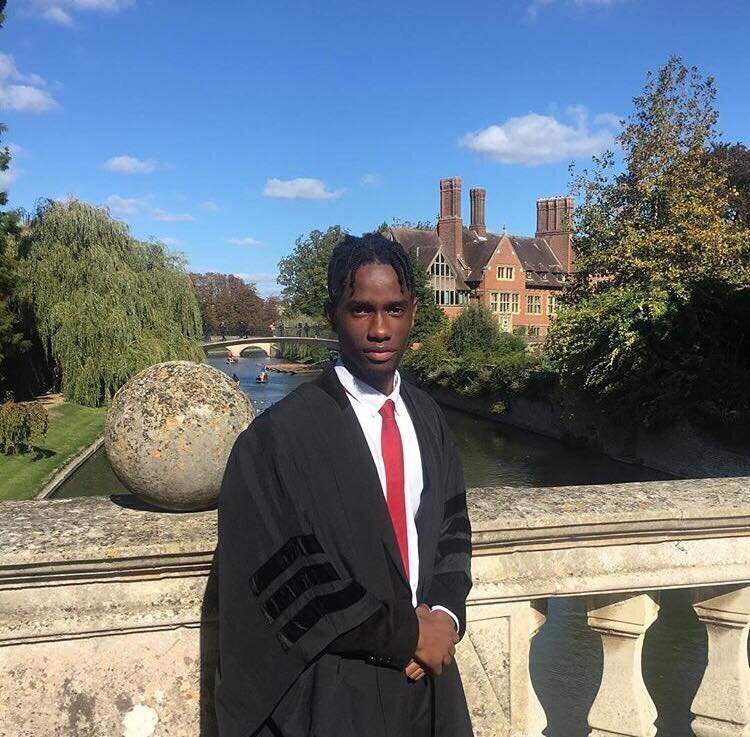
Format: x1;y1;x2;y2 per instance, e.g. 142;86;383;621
0;402;107;502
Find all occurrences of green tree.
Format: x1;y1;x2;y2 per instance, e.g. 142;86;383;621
277;225;347;317
190;272;267;335
17;200;204;407
547;57;750;433
0;139;26;398
0;3;28;398
708;142;750;227
567;57;746;301
448;304;501;355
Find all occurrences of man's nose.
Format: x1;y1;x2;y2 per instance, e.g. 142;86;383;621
368;311;390;341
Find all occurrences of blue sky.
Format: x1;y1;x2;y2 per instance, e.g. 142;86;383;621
1;0;748;296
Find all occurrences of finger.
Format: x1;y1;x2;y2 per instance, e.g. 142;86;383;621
449;644;456;657
407;664;425;680
442;654;453;666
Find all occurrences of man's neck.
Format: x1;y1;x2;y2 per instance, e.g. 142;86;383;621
339;357;396;396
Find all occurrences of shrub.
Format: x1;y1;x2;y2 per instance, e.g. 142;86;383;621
495;331;527;355
0;400;49;454
403;326;549;402
448;304;501;355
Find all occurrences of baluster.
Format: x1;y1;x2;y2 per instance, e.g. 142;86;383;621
586;592;660;737
458;599;547;737
691;584;750;737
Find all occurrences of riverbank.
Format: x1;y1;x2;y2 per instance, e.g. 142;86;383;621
419;381;750;479
267;360;328;374
0;402;107;501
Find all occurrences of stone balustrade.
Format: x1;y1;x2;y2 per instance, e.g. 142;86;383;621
0;477;748;736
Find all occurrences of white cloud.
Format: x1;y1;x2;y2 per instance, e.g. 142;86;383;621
104;155;159;174
33;0;134;25
199;200;219;211
104;194;148;216
42;7;73;24
593;112;623;128
228;236;262;246
0;166;18;190
361;174;382;187
460;107;617;166
263;177;343;200
0;85;57;112
0;53;57;112
152;208;194;222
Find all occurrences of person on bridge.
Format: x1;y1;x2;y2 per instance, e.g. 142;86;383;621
216;232;473;737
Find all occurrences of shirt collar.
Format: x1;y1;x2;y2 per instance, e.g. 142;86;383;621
334;360;402;417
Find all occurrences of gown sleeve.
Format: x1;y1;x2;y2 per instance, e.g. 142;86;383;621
423;422;473;637
215;413;417;737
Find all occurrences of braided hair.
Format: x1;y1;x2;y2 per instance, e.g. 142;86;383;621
326;232;415;310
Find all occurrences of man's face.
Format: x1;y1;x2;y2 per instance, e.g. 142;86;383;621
328;263;416;392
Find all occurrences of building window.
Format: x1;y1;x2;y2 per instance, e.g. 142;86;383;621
429;253;458;307
496;265;515;281
540;271;549;281
557;273;566;283
525;270;534;280
548;295;559;315
491;292;520;314
526;295;542;315
528;326;541;337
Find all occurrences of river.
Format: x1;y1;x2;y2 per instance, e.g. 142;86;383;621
53;353;712;735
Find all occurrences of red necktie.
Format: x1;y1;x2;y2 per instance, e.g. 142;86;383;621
379;399;409;578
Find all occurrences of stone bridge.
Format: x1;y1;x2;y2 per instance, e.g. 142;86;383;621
202;336;339;358
1;477;749;736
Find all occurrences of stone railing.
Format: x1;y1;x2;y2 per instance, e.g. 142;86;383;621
0;478;748;736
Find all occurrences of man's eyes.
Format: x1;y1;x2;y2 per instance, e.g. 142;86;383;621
348;304;406;316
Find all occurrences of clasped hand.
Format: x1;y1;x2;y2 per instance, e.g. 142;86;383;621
404;604;459;681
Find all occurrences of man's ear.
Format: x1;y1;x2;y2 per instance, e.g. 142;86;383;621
409;298;418;333
324;298;336;332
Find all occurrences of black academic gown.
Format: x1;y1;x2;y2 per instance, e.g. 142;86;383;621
215;364;473;737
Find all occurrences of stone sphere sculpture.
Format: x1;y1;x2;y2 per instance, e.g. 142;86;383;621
105;361;255;511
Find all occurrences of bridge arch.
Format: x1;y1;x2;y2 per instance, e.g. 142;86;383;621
202;336;339;359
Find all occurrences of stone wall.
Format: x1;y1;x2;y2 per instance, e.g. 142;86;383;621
1;478;749;736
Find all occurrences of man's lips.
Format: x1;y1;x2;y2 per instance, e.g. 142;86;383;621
363;348;397;362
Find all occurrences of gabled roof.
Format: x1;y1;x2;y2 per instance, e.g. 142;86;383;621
387;225;567;291
388;227;469;291
507;236;567;288
461;230;502;282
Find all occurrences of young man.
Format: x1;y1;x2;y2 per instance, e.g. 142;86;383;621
216;233;473;737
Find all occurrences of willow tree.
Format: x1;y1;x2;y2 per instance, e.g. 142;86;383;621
18;200;204;407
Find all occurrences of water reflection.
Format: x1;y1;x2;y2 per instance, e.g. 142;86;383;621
445;406;670;488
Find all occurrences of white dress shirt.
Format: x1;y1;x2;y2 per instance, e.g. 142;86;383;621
334;362;459;630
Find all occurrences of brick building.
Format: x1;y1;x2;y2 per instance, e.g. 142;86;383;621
385;177;573;337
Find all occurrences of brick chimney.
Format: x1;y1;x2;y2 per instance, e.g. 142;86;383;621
469;187;486;237
536;196;574;272
437;177;463;263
